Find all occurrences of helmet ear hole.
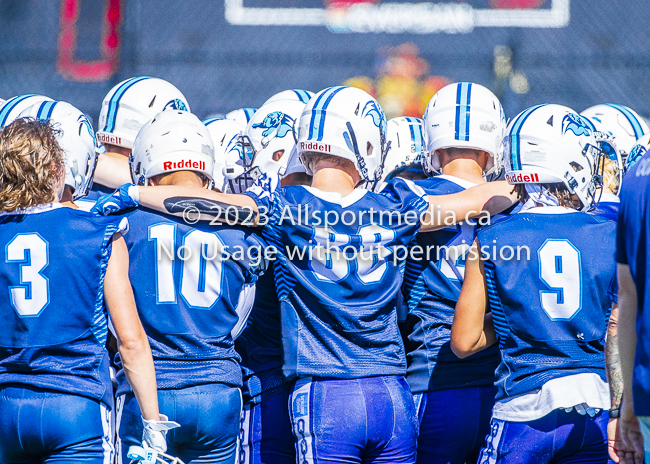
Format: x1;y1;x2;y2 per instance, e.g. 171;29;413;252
272;149;285;162
367;142;373;157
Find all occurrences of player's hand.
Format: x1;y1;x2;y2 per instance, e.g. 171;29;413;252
616;398;645;464
247;172;280;196
608;416;622;462
142;414;180;453
91;184;140;215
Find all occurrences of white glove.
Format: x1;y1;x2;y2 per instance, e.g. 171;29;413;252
142;414;180;452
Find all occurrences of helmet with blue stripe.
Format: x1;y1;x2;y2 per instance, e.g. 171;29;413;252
580;104;649;159
423;82;506;176
0;94;54;128
18;101;98;200
503;104;601;210
262;89;314;106
130;110;214;188
296;86;387;184
226;108;257;126
97;77;190;150
203;117;246;192
625;134;650;172
382;117;425;182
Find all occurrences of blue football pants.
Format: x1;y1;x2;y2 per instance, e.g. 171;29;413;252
117;383;241;464
413;385;495;464
0;386;114;464
238;388;295;464
289;375;418;464
478;408;609;464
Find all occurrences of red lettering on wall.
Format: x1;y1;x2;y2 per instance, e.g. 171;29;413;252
56;0;123;82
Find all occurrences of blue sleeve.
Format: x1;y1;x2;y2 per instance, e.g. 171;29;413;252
615;186;629;265
243;173;279;231
379;177;430;218
607;270;619;304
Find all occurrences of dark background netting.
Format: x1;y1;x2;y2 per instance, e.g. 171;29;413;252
0;0;648;126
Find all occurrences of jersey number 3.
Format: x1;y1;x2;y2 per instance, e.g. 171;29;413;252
538;239;582;320
5;233;50;317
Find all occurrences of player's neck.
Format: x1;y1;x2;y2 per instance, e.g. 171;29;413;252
441;159;486;184
60;186;78;209
153;171;205;188
311;167;358;197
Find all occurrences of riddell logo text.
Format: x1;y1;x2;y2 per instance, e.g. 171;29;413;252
506;173;540;183
301;142;331;152
97;133;123;146
163;160;206;171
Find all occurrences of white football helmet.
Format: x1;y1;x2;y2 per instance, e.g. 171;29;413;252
625;134;650;172
503;104;601;210
0;94;54;128
203;117;246;192
226;108;256;126
130;111;214;187
423;82;506;176
262;89;314;106
97;77;190;149
296;86;387;184
580;104;649;158
18;101;97;200
382;117;425;182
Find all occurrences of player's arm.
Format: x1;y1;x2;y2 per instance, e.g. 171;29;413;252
450;238;497;358
138;185;259;225
420;180;516;232
606;303;625;462
94;152;132;188
104;233;160;421
616;263;644;464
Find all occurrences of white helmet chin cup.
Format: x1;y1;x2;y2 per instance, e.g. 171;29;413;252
18;101;97;200
580;103;649;156
423;82;506;176
382;117;425;182
262;89;314;106
503;104;600;211
245;99;307;178
0;94;54;128
203;118;246;192
97;77;190;149
296;86;387;184
131;111;214;188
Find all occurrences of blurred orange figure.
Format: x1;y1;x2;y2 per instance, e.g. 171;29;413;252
344;43;451;119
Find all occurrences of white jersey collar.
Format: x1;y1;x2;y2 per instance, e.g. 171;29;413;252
1;202;65;216
437;174;478;190
302;186;368;207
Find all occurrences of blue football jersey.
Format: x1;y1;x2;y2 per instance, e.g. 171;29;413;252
403;175;500;393
478;207;616;401
616;155;650;415
114;207;267;396
590;192;620;222
245;178;429;379
0;204;126;408
236;267;285;404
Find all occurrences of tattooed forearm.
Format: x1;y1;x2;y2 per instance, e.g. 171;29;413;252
606;306;623;409
163;197;256;225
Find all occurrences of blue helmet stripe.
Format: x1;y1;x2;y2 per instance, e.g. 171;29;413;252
606;103;646;138
0;94;39;127
509;104;546;171
203;117;225;126
454;83;472;142
242;108;256;122
103;76;150;133
36;101;58;121
317;86;345;141
293;89;311;103
308;86;345;141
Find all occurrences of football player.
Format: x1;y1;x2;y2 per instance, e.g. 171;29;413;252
403;82;507;464
0;94;54;128
451;104;616;463
95;86;517;464
0;118;165;463
91;76;191;199
17;100;98;209
379;117;427;186
113;110;266;464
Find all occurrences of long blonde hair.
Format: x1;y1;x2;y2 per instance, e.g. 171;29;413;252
602;157;620;194
0;118;65;213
